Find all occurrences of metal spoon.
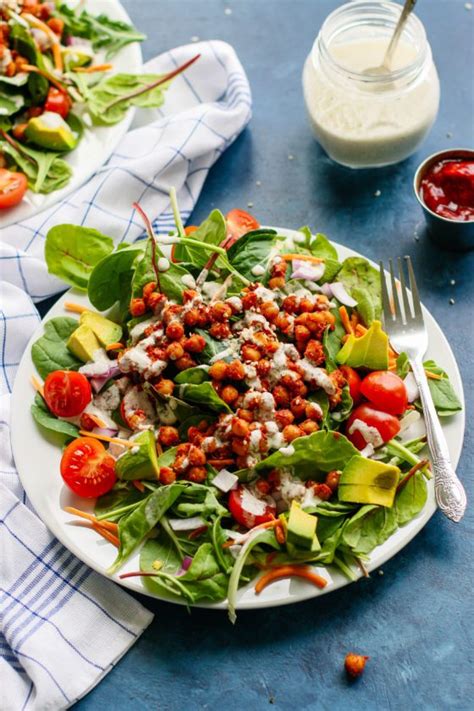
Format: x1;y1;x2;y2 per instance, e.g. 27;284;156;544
365;0;418;75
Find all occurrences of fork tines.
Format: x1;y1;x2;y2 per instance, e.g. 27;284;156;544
379;255;423;325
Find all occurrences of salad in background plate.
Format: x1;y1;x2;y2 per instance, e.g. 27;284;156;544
28;193;462;620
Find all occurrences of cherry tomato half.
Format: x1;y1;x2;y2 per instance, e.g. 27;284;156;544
346;404;401;450
360;371;408;415
0;168;28;209
44;87;72;119
340;365;362;405
226;209;260;247
228;485;276;529
60;437;116;498
44;370;92;418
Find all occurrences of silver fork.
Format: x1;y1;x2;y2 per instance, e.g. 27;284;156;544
380;256;467;522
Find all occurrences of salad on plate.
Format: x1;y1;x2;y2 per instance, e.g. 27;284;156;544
29;193;462;620
0;0;197;208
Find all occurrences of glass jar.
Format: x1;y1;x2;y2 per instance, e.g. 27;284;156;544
302;0;440;168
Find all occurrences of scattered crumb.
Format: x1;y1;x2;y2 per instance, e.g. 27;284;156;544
378;569;384;576
446;131;453;138
414;235;420;242
152;560;162;571
224;7;233;15
190;36;200;42
449;298;455;305
345;653;369;678
247;201;254;208
288;154;294;161
465;2;472;10
374;189;381;197
450;279;456;286
256;180;262;187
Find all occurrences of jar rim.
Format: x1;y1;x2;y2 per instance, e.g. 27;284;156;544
313;0;428;85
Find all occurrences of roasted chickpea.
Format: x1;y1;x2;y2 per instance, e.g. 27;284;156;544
241;291;258;310
187;426;202;444
142;281;157;301
274;409;295;429
221;385;239;405
268;276;285;290
295;324;311;345
148;292;164;311
305;402;323;421
183;308;200;327
196;306;211;328
273;313;291;333
163;305;183;324
260;301;279;322
166;321;185;341
226;360;246;381
158;426;180;447
183;289;198;303
188;466;207;483
300;419;319;435
325;470;341;492
304;339;325;365
154;378;174;396
241;344;261;362
237;408;253;423
272;385;290;408
290;396;308;419
344;653;369;679
130;298;146;317
209;360;228;381
280;373;300;392
159;466;176;484
270;260;287;278
236;455;249;469
306;311;336;337
313;483;333;501
298;298;315;314
210;301;232;322
165;342;184;361
183;334;206;353
231;418;250;438
282;424;303;442
209;322;232;340
188;445;206;466
231;438;249;456
267;469;281;488
293;380;308;397
256;359;272;378
282;295;298;314
175;354;196;371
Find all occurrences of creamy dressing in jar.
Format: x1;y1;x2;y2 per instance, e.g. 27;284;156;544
302;1;440;168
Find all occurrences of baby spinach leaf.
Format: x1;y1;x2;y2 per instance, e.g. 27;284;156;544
341;504;398;555
177;382;232;413
174;366;210;385
31;317;81;379
338;257;381;326
422;360;462;416
396;352;410;378
227;231;279;282
109;483;186;573
173;210;227;267
174;487;227;518
0;93;24;117
131;240;191;303
178;413;216;440
94;485;146;518
140;530;181;576
195;329;232;362
144;383;198;423
31;393;79;441
45;224;114;290
395;472;427;526
0;139;72;194
255;430;358;479
88;244;144;310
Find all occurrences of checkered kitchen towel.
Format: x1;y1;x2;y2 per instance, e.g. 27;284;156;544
0;41;251;709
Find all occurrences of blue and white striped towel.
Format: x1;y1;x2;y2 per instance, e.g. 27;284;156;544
0;40;251;710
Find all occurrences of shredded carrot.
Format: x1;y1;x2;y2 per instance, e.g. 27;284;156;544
339;306;353;335
155;441;163;456
255;565;327;594
274;521;286;545
64;506;118;533
188;525;208;540
396;459;430;493
388;359;398;371
21;64;66;91
64;302;89;314
132;479;145;493
73;63;113;73
92;522;120;547
425;370;443;380
22;13;63;72
86;413;108;429
207;458;235;468
280;253;324;264
355;324;368;337
222;539;237;549
106;342;124;352
30;374;44;398
350;312;359;331
78;430;136;448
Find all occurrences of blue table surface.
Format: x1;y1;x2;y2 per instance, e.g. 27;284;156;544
65;1;474;709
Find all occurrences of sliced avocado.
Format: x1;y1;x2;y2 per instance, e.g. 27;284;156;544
336;320;389;370
25;111;77;152
67;324;101;362
80;311;122;348
115;430;159;481
338;455;400;508
62;46;93;70
286;501;318;550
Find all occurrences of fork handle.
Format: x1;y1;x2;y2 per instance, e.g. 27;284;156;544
411;359;467;522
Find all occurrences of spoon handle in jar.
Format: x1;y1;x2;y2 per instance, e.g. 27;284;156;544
384;0;418;69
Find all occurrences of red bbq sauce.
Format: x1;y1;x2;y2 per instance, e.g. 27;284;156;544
420;159;474;222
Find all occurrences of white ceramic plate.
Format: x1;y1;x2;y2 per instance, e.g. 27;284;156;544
0;0;142;228
11;229;465;610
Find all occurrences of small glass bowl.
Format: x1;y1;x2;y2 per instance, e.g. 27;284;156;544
413;148;474;252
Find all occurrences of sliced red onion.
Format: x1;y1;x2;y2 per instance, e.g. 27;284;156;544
176;555;193;577
399;410;423;435
212;469;238;493
329;282;358;308
404;372;419;402
321;283;333;297
291;260;325;281
168;516;206;532
89;365;121;393
93;426;119;438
